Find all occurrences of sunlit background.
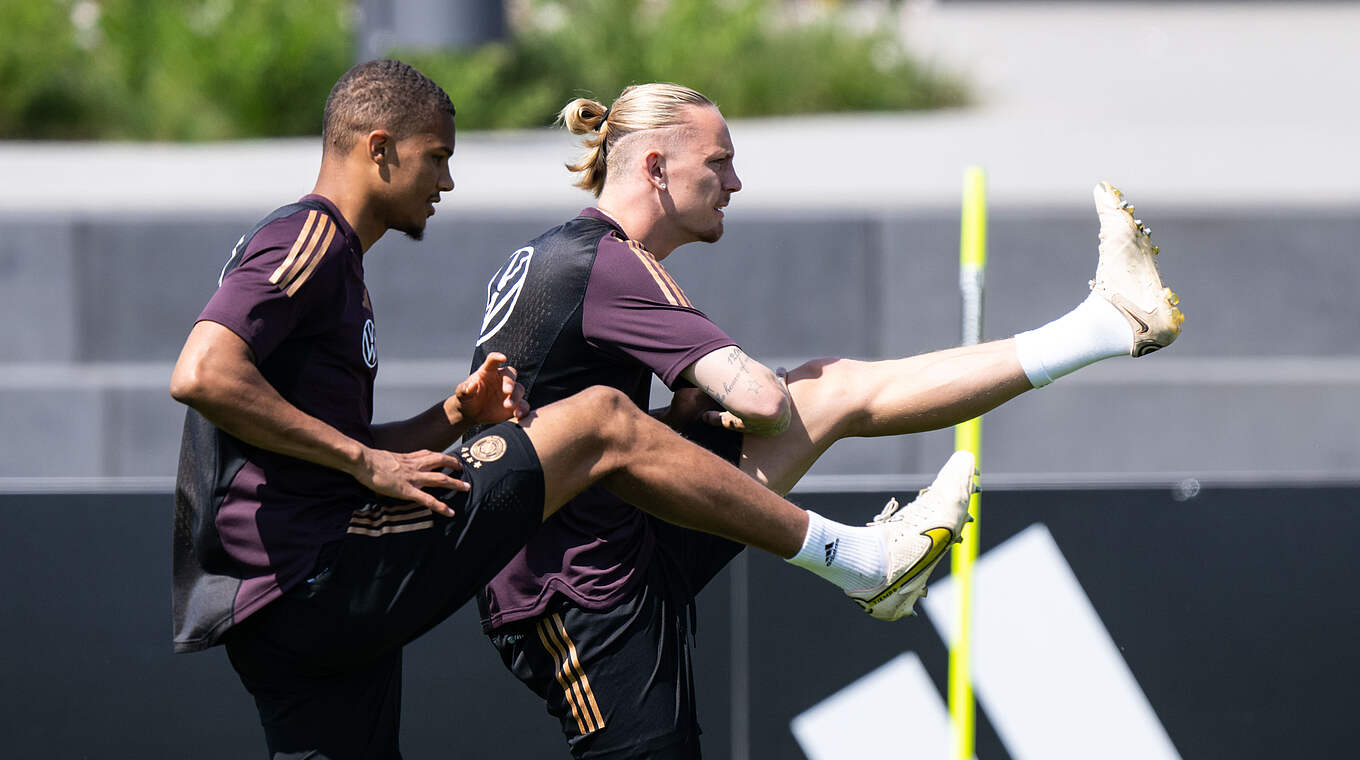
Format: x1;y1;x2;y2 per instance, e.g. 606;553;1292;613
2;1;1357;757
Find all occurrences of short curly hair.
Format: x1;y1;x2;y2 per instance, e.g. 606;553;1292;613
322;59;455;153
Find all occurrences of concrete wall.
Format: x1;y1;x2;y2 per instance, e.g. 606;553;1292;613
3;206;1357;484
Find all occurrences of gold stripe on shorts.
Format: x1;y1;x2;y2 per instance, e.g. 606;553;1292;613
346;504;433;536
537;613;606;735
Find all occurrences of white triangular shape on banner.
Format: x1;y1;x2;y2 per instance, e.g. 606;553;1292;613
923;523;1181;760
791;651;970;760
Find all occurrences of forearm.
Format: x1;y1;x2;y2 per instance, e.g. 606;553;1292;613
373;352;529;450
685;346;792;436
371;397;469;453
170;321;369;478
177;365;366;477
172;321;472;513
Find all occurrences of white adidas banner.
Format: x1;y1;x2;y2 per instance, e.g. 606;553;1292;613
792;523;1181;760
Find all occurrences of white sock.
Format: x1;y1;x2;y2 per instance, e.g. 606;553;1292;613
1013;292;1133;388
786;510;887;592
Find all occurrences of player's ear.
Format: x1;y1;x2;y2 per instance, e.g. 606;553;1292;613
645;150;666;192
366;130;394;166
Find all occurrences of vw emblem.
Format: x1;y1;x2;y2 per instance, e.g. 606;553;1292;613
361;319;377;368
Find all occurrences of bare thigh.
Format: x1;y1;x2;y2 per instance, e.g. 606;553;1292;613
737;358;858;496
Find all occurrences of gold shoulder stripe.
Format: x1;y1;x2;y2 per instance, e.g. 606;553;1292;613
537;619;593;736
284;218;337;297
652;260;693;308
274;215;331;293
269;210;319;285
277;215;333;295
627;241;679;306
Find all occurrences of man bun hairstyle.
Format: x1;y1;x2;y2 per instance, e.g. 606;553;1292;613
322;59;455;154
558;83;714;197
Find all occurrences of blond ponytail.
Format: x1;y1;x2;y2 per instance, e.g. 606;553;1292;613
557;97;611;196
558;84;714;197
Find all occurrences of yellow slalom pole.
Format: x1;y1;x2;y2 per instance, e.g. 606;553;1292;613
949;167;986;760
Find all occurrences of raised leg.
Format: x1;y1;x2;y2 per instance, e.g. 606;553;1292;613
516;385;808;558
517;384;976;617
740;181;1184;495
739;340;1031;495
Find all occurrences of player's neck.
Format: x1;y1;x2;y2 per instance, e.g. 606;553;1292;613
597;195;683;260
311;175;385;254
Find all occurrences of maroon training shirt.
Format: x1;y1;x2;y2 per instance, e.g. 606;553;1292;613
173;194;377;652
471;209;736;629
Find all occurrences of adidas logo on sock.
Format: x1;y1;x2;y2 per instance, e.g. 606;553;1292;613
824;539;840;566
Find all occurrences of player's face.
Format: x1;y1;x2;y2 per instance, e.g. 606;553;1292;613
383;115;456;241
664;106;741;245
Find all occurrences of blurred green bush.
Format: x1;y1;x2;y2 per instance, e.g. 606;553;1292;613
0;0;351;139
0;0;964;140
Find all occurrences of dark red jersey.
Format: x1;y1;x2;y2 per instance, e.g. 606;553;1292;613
472;209;736;629
173;194;378;653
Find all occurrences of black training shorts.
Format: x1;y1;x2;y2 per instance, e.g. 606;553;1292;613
225;422;544;760
488;421;745;759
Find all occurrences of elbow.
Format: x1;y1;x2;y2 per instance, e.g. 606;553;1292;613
169;360;207;407
754;395;792;426
739;394;792;435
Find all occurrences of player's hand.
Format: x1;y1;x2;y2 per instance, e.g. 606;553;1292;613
658;388;722;431
701;409;747;432
453;352;530;426
353;447;467;517
701;366;790;436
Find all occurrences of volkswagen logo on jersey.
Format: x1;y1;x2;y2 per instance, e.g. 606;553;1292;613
362;319;377;368
476;245;535;347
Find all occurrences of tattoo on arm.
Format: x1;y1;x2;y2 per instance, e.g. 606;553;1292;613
704;348;770;404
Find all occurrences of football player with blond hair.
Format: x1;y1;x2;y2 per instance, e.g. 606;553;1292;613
471;81;1182;758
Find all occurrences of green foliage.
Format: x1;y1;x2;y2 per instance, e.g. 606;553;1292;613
94;0;353;140
0;0;350;140
0;0;964;140
410;0;968;130
0;0;105;138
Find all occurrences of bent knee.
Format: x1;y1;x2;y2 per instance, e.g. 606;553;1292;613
565;386;646;445
785;357;872;433
571;385;634;416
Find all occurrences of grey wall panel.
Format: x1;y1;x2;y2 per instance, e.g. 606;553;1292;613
73;217;253;362
1158;211;1360;357
27;207;1360;366
2;207;1358;482
878;214;966;356
982;210;1107;341
975;379;1360;475
0;388;103;476
801;434;937;483
105;387;186;477
982;209;1360;358
665;217;883;358
363;214;566;359
0;219;77;362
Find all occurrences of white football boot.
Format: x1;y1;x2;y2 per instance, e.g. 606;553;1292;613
847;450;976;621
1090;181;1186;356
